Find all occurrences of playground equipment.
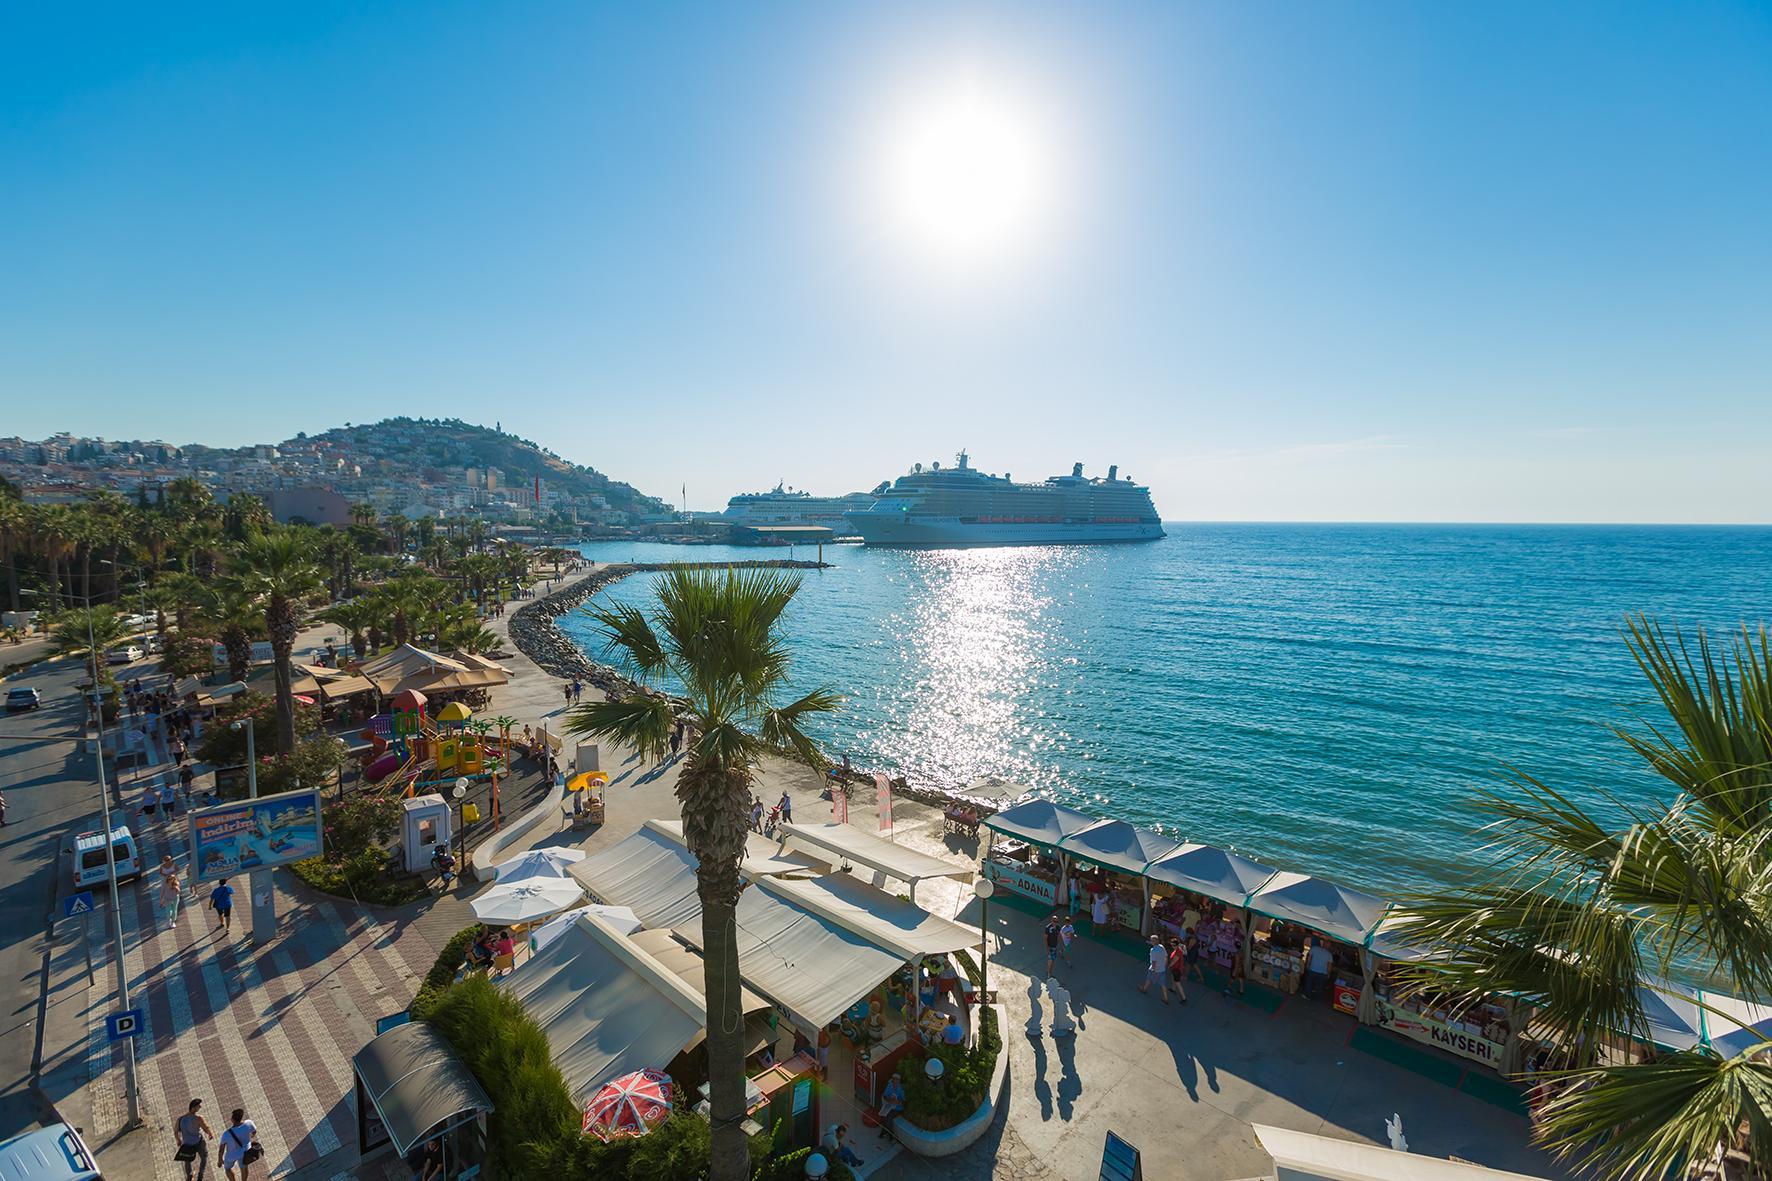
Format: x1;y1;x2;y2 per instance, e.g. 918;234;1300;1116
357;696;509;833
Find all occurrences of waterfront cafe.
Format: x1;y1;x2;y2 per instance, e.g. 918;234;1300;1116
1142;843;1279;968
1244;871;1388;1011
1056;819;1178;935
980;799;1096;908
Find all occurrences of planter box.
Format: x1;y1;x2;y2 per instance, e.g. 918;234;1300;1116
894;1004;1009;1158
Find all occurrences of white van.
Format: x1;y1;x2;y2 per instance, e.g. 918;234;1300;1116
72;827;140;890
0;1124;103;1180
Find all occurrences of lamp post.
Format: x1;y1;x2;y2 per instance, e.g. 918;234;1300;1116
973;877;995;1004
453;777;470;868
27;585;139;1126
229;719;276;945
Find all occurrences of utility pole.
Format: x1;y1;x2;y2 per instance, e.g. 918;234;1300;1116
86;608;140;1128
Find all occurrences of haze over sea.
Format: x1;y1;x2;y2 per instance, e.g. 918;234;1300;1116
569;526;1772;897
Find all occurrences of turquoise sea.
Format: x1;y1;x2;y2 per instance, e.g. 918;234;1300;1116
568;527;1772;898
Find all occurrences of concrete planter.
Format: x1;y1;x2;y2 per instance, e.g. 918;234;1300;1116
894;1004;1009;1158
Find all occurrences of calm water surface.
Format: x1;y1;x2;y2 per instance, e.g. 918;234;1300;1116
568;526;1772;896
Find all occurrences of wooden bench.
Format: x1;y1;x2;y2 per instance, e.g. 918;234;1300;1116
943;808;981;838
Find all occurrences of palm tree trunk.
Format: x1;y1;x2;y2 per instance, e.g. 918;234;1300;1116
224;625;252;685
689;765;754;1181
268;592;299;753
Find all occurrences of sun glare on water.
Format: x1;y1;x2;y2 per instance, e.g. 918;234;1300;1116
863;57;1069;286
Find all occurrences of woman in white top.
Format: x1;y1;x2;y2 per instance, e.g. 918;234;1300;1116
220;1107;259;1180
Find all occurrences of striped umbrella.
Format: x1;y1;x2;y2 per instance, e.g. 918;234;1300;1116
582;1069;673;1141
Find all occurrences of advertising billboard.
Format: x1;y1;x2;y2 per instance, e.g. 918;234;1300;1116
188;790;324;883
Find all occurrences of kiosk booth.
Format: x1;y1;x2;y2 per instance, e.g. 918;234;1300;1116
1057;819;1178;935
353;1022;492;1178
979;799;1095;908
1142;843;1278;968
1245;872;1387;1008
400;793;453;873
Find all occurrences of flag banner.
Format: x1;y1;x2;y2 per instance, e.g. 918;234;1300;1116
875;771;892;833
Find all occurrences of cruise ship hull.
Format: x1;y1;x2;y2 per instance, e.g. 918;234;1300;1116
846;515;1165;547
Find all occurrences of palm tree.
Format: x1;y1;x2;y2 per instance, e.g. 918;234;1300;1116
231;531;322;753
203;583;264;684
50;606;128;665
0;493;25;612
566;567;838;1181
1391;617;1772;1180
320;598;377;660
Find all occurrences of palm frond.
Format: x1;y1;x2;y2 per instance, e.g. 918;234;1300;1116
582;601;669;679
1534;1049;1772;1179
760;688;842;770
565;694;675;764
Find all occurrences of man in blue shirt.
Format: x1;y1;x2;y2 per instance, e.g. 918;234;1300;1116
210;878;235;934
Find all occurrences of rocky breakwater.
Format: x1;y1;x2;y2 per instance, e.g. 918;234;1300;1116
507;560;831;699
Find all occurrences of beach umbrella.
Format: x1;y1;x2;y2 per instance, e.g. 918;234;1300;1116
436;701;473;724
530;903;643;953
567;770;608;793
294;694;317;705
582;1069;673;1141
470;877;584;924
494;847;587;882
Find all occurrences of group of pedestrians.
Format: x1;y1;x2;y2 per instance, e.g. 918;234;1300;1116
151;854;235;935
174;1098;262;1181
748;790;793;834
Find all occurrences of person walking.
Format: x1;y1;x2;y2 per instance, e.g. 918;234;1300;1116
157;862;182;929
179;763;195;806
749;796;764;834
562;683;572;710
1043;916;1062;977
1139;935;1171;1003
1090;887;1109;935
1304;937;1332;1000
175;1098;213;1181
1184;928;1208;984
219;1108;260;1181
777;791;792;825
668;725;682;759
1058;915;1076;966
1225;948;1247;998
1167;936;1191;1004
210;878;235;934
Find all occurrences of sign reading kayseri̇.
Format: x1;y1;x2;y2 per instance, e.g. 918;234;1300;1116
188;790;324;883
1377;1001;1504;1067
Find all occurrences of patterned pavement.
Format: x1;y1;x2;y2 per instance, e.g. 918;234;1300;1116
84;730;445;1179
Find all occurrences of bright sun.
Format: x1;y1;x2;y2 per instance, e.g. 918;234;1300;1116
868;61;1065;283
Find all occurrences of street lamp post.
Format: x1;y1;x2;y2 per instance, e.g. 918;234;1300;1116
973;877;995;1005
453;777;470;869
230;719;276;945
28;585;141;1127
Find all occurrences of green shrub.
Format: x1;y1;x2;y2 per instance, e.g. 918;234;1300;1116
900;1005;1001;1131
288;794;419;905
752;1148;853;1181
412;923;484;1018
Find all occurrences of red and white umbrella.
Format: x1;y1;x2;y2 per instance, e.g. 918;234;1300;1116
582;1069;673;1141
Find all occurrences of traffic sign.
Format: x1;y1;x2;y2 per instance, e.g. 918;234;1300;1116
63;892;96;919
106;1010;143;1042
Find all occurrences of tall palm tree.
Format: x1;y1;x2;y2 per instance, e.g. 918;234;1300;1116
0;493;25;612
203;583;265;684
231;531;322;753
566;567;838;1181
1392;617;1772;1180
320;597;377;659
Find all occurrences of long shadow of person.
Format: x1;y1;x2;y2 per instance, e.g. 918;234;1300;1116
1054;1033;1083;1121
1027;1031;1053;1120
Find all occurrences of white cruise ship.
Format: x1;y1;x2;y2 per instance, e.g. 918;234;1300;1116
845;453;1165;547
721;484;877;535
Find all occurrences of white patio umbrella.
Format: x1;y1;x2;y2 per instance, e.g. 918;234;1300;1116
529;904;643;953
471;877;585;924
495;847;588;883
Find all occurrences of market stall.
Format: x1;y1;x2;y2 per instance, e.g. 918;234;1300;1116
980;799;1095;908
1142;843;1277;963
1245;872;1387;1008
1057;819;1178;934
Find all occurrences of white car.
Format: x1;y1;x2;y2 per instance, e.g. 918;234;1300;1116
120;613;153;630
107;645;143;665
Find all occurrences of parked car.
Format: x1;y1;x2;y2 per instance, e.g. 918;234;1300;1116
119;613;152;630
5;686;42;712
0;1123;103;1180
73;826;140;889
106;646;143;665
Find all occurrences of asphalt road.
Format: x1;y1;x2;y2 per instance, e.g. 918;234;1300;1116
0;654;118;1140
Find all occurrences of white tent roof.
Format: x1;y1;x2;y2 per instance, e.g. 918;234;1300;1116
499;912;705;1102
570;824;704;931
1701;990;1772;1058
1362;910;1436;963
1059;819;1180;877
1636;978;1706;1052
1143;843;1278;908
756;871;981;961
647;818;823;877
1247;871;1389;945
673;882;906;1029
780;822;970;885
983;799;1096;848
1254;1124;1552;1181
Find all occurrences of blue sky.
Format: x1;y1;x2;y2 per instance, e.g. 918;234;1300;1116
3;1;1770;522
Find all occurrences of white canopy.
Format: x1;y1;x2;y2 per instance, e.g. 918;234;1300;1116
470;877;584;924
1635;978;1705;1052
571;824;704;931
1143;843;1277;909
1254;1124;1553;1181
499;912;705;1102
1363;910;1436;963
647;819;823;877
1059;819;1179;877
529;904;642;953
756;871;981;961
983;799;1096;849
1246;871;1389;945
673;882;905;1029
780;822;969;885
1701;991;1772;1058
495;847;587;883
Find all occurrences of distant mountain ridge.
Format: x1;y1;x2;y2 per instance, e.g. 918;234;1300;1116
302;417;671;516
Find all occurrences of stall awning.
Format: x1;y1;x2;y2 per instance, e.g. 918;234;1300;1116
1059;819;1179;877
756;871;981;961
352;1022;493;1158
982;799;1096;849
1246;871;1389;945
647;819;823;877
1363;910;1436;963
673;883;907;1029
1143;843;1277;909
319;674;376;701
628;928;771;1016
1700;991;1772;1058
1635;977;1706;1052
780;822;970;885
1254;1124;1553;1181
499;912;709;1102
570;821;820;932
